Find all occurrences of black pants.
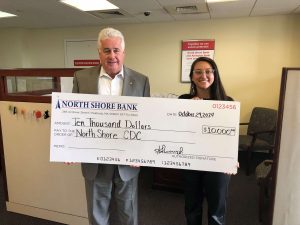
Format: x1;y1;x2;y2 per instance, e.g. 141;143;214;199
183;170;230;225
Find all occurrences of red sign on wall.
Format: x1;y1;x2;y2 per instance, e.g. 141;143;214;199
74;60;100;67
182;40;215;51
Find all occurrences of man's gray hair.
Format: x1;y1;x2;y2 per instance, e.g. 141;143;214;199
97;27;125;50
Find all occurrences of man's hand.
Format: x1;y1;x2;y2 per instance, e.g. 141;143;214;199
64;162;79;165
130;164;140;168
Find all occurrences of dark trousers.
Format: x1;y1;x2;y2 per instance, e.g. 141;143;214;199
85;166;138;225
183;170;230;225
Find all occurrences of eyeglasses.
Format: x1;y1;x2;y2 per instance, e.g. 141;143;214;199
102;48;122;55
193;69;214;76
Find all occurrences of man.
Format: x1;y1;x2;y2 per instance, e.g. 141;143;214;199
72;27;150;225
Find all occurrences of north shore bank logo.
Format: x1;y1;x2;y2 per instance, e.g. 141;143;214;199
55;98;138;111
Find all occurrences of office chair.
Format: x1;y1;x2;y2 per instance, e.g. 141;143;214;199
255;159;274;224
239;107;277;175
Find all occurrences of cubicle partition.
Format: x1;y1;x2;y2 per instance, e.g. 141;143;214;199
0;69;89;225
271;68;300;225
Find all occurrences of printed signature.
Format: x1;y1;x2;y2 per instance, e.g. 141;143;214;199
154;144;183;155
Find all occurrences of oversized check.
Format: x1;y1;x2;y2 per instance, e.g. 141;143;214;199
50;92;240;173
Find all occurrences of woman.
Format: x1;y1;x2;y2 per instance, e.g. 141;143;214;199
180;57;233;225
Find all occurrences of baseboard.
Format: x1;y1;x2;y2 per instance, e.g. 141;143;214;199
6;201;88;225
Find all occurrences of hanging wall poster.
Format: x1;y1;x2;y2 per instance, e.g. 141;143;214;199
181;40;215;82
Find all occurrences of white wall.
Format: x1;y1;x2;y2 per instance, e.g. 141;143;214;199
0;28;28;68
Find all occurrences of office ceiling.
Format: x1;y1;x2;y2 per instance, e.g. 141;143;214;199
0;0;299;28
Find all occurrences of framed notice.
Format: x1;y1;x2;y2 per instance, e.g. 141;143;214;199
181;40;215;82
64;39;99;68
62;39;99;93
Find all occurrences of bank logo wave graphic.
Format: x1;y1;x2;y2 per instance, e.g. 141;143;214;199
55;99;61;109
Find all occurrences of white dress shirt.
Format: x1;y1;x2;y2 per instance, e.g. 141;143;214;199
98;67;124;96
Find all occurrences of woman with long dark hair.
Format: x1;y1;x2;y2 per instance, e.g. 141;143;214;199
180;57;233;225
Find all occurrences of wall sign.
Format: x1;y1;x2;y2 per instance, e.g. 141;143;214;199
63;39;99;93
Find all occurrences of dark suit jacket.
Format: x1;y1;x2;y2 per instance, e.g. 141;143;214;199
72;65;150;181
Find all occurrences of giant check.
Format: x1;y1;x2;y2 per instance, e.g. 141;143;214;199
50;92;240;173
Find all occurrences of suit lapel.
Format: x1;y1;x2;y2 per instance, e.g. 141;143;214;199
122;66;135;96
90;65;101;94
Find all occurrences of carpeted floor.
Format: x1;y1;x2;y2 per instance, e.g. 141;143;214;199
0;152;264;225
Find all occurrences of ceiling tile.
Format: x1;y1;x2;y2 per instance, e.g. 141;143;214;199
0;0;299;28
208;0;256;18
251;0;300;16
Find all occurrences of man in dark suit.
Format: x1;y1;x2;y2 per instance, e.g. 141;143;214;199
72;27;150;225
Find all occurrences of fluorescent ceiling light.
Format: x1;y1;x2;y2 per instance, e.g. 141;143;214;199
0;11;17;18
60;0;119;11
207;0;239;2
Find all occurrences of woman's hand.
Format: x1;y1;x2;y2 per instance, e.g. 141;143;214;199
192;96;202;100
225;162;239;175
